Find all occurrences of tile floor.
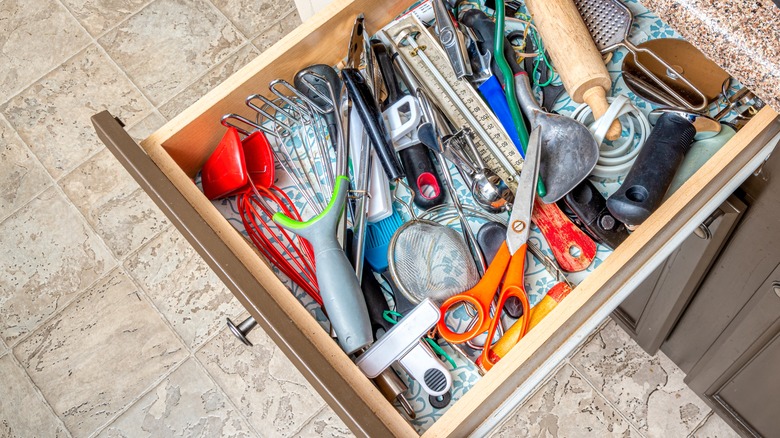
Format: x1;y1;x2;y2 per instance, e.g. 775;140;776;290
0;1;740;437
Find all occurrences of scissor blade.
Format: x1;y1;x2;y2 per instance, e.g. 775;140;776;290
506;126;542;255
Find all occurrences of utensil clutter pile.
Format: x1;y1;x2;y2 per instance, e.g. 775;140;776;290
197;0;762;425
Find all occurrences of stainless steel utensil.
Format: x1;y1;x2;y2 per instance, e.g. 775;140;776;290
574;0;710;111
621;39;730;109
512;73;600;204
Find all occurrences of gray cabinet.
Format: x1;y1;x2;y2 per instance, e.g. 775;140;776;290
613;148;780;436
662;151;780;374
685;264;780;437
612;195;746;355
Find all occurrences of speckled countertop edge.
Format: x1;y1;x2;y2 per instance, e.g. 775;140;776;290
640;0;780;111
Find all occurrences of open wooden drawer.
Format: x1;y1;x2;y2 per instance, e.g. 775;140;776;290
92;0;780;435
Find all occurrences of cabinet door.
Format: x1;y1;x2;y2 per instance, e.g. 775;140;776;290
686;264;780;437
612;196;745;355
663;152;780;372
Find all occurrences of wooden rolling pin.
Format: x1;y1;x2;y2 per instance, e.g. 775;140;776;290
525;0;622;140
477;282;573;371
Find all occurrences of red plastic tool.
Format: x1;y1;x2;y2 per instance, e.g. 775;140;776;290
532;197;597;272
201;128;321;305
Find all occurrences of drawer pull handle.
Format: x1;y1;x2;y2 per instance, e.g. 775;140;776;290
772;282;780;299
694;208;725;240
227;316;257;347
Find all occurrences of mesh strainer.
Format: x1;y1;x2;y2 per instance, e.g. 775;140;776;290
388;219;480;306
573;0;709;111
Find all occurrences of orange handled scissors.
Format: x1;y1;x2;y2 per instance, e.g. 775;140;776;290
437;126;543;369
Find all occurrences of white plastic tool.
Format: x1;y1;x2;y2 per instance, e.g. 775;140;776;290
349;108;393;223
382;94;422;151
355;298;452;397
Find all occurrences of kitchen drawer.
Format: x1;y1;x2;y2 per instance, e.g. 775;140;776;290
91;0;780;435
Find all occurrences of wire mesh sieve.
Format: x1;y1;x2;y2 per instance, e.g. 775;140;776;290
388;219;480;306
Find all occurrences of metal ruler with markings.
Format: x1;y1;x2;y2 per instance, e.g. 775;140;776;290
381;14;524;190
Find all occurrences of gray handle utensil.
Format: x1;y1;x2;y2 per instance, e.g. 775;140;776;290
274;176;372;354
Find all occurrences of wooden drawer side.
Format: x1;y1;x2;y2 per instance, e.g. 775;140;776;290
92;111;416;438
142;0;410;177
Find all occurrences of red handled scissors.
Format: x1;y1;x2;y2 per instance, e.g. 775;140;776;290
437;126;542;369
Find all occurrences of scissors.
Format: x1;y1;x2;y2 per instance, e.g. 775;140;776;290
437;125;542;370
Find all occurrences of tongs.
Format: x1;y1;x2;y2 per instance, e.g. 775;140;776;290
432;0;472;79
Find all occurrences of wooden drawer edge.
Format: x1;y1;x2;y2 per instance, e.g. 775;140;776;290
91;111;416;438
423;107;780;437
140;0;409;177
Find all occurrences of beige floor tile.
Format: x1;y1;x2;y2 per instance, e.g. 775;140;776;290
158;44;260;119
96;359;254;437
212;0;296;40
0;0;90;104
1;45;153;179
0;187;115;344
689;412;740;438
60;149;169;258
99;0;245;105
492;364;638;438
0;114;51;218
127;111;168;142
297;407;354;438
0;354;69;437
125;227;243;349
59;0;152;36
13;269;188;437
251;10;302;52
196;326;326;437
570;321;710;437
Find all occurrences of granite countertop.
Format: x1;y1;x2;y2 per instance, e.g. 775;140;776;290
642;0;780;111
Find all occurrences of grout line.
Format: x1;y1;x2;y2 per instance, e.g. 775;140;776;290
4;144;171;351
288;405;328;436
686;410;714;438
52;0;167;111
5;347;74;438
250;8;301;52
51;104;162;187
490;360;569;435
203;0;255;42
567;360;649;438
86;351;191;438
85;264;196;437
55;0;157;41
120;258;202;353
90;41;157;116
152;40;256;117
2;188;121;352
189;345;264;438
0;33;92;110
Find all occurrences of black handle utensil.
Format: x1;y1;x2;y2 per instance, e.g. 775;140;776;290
341;68;405;181
607;109;720;227
371;39;444;208
459;9;521;88
294;64;342;147
564;179;629;250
